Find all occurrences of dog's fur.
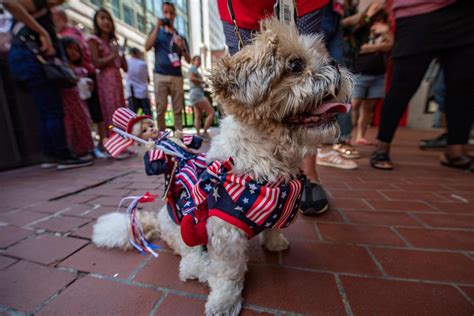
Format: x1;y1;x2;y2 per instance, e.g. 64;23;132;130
93;19;352;315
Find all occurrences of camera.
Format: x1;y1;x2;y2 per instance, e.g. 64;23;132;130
160;18;171;27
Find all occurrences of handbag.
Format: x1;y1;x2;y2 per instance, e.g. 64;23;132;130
36;54;77;89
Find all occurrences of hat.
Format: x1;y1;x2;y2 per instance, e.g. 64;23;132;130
112;108;151;135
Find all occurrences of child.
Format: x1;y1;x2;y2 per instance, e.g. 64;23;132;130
88;9;127;141
60;37;94;158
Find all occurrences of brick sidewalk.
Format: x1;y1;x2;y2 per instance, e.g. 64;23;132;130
0;128;473;315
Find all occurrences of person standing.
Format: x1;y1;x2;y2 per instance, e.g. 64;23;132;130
189;56;214;140
88;8;127;139
52;7;107;157
5;0;92;170
144;1;190;134
126;47;151;115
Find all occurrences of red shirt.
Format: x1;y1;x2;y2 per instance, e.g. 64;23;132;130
217;0;329;30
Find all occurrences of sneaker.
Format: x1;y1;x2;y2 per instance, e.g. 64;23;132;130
419;133;447;150
57;156;94;170
299;179;329;215
40;156;58;169
333;143;360;159
317;150;358;170
92;147;109;159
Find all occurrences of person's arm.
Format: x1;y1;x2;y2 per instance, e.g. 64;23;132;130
174;35;191;63
120;54;128;72
145;19;163;51
88;39;118;69
189;71;204;85
3;0;55;55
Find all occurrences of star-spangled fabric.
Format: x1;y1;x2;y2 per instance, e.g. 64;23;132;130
167;157;305;238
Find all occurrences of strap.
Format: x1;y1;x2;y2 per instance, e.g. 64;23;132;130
226;0;244;50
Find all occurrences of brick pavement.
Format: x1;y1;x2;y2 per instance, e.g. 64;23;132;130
0;128;473;315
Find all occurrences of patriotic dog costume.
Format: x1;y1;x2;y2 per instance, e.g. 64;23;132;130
105;108;304;247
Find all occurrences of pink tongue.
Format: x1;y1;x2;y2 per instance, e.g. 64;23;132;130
313;103;351;115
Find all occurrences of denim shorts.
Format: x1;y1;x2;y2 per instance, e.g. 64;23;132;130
352;74;386;99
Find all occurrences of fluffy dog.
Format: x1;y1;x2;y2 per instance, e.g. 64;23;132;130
93;19;352;315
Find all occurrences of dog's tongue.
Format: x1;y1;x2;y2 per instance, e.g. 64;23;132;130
313;103;351;115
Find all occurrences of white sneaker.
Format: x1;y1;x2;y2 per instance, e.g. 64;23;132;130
317;149;358;170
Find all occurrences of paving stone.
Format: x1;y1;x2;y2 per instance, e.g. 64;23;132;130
247;238;279;265
412;213;474;229
133;251;208;295
31;216;91;233
341;275;473;316
318;223;406;246
460;286;474;302
23;200;73;214
240;309;274;316
0;225;34;248
60;244;146;277
282;240;381;276
6;234;88;265
344;210;420;226
154;294;205;315
371;248;474;283
299;208;345;223
86;196;125;207
0;210;48;227
37;276;161;316
243;265;345;315
280;218;318;240
329;190;386;200
392;184;453;192
397;227;474;251
70;221;94;239
367;200;437;212
379;191;451;202
328;198;372;210
0;256;17;270
0;261;75;313
55;194;100;205
430;202;474;213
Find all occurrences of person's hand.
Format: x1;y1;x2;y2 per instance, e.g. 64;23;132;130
175;35;185;50
111;42;119;57
360;43;376;54
157;18;164;29
371;22;389;35
145;140;155;151
39;30;55;55
367;2;384;18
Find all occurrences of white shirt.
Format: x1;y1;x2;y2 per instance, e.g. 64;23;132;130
126;57;149;99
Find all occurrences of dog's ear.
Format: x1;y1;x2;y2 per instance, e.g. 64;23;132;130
211;33;280;107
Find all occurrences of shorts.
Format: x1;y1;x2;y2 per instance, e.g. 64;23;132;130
352;74;385;99
189;88;206;105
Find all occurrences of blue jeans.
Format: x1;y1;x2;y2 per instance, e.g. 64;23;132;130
8;44;69;159
320;2;352;141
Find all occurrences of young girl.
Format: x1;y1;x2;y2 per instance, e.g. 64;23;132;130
189;56;214;140
88;9;127;141
60;36;94;158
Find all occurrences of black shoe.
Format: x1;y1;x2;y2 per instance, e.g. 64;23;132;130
40;156;58;169
299;179;329;215
419;133;447;150
57;155;94;170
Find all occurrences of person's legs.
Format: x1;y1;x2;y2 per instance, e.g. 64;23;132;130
440;43;474;165
200;98;215;133
128;96;138;113
351;98;362;133
375;53;434;161
193;103;202;134
154;74;171;131
141;98;152;116
356;98;377;143
170;76;184;132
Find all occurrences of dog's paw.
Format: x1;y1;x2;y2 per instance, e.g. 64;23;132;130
262;232;290;252
205;294;242;316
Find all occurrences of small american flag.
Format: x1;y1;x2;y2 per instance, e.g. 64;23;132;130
104;133;134;157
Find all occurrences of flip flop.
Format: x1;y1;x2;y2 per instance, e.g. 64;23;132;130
370;151;394;170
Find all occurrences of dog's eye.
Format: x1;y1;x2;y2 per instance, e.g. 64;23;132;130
287;57;304;73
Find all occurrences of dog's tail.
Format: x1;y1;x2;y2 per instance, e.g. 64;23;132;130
92;211;160;251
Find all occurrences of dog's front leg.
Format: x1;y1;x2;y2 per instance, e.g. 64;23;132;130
205;217;248;316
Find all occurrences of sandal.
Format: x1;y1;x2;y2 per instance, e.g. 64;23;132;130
440;154;473;172
355;138;373;145
370;151;394;170
333;144;361;159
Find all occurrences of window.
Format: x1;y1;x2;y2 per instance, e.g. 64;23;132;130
137;14;145;33
91;0;102;7
123;5;135;26
111;0;121;18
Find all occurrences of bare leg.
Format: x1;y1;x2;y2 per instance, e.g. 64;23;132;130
97;121;106;146
194;99;215;134
356;99;377;142
303;154;318;182
193;104;202;134
351;98;362;130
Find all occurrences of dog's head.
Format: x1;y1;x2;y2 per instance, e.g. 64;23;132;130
211;19;353;155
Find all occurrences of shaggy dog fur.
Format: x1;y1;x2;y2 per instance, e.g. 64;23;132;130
93;19;353;315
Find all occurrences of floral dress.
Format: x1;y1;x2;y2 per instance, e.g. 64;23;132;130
88;35;125;136
62;66;94;156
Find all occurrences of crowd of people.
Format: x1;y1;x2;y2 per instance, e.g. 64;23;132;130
1;0;472;181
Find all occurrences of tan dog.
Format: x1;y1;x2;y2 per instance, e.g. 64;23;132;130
93;19;353;315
